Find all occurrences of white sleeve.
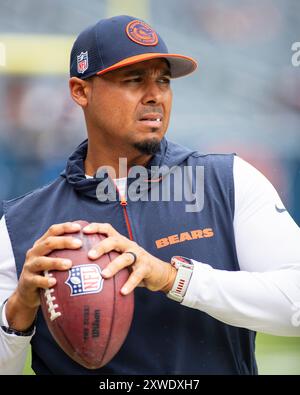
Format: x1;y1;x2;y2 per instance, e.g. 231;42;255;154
182;156;300;336
0;216;32;375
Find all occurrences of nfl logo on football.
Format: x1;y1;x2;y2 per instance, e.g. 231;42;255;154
65;264;103;296
77;51;88;74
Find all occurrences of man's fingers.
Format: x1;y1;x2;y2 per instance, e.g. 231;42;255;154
83;222;119;237
29;272;57;290
36;222;81;243
99;252;147;294
120;267;147;295
101;251;138;278
87;236;129;260
27;256;72;274
31;235;82;257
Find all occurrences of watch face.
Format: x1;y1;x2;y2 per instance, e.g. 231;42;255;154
171;256;193;268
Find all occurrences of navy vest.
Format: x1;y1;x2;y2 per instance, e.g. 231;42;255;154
3;139;257;375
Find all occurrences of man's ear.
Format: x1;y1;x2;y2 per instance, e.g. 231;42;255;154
69;77;91;108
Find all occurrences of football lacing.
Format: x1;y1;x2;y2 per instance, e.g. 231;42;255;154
44;271;62;321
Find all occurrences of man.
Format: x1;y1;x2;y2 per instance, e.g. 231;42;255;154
0;15;299;375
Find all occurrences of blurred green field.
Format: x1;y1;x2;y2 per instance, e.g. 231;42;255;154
22;333;300;375
255;334;300;375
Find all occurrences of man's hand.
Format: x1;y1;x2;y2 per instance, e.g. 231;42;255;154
83;223;177;295
6;222;82;332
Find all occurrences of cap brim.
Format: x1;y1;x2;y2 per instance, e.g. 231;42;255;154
96;53;198;79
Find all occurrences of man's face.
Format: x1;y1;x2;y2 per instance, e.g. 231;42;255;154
85;58;173;154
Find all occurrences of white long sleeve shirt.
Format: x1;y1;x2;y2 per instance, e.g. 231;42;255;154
1;156;300;374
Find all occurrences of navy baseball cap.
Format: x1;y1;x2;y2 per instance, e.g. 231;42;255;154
70;15;197;79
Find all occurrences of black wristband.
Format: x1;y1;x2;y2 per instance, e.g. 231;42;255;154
1;325;35;337
0;299;36;337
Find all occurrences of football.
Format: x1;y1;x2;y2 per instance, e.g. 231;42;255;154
39;220;134;369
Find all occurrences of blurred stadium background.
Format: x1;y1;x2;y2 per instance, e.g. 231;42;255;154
0;0;299;375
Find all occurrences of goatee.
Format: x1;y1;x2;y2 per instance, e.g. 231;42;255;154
133;138;161;155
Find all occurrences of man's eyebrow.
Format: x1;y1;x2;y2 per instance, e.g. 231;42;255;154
121;68;171;77
160;69;171;77
121;69;145;77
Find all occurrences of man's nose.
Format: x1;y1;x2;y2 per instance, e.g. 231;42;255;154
141;82;163;105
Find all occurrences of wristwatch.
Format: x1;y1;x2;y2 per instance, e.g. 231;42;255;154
167;256;194;303
0;299;35;337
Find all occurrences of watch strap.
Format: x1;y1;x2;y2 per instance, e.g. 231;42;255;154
167;256;194;303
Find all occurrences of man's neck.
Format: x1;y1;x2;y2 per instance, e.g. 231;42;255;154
84;143;152;178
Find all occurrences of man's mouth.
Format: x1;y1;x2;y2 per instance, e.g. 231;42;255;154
138;113;163;128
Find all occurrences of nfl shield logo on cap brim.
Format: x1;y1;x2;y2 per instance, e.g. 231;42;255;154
77;51;88;74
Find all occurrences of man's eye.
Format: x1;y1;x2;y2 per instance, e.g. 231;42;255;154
158;78;171;84
124;77;142;83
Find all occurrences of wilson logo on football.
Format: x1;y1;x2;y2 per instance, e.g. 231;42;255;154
65;264;103;296
126;20;158;46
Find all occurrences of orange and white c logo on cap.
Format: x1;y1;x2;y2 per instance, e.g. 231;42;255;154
126;20;158;46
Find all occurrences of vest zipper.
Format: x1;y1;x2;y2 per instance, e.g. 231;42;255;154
112;178;134;240
120;196;134;241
